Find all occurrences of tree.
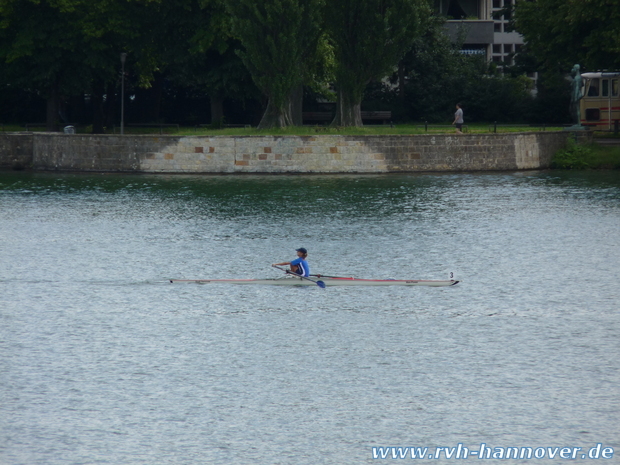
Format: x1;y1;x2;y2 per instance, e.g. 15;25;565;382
325;0;431;127
168;43;260;125
137;0;238;125
225;0;324;129
514;0;620;72
164;0;262;126
0;0;92;130
392;12;464;122
362;11;536;124
0;0;171;131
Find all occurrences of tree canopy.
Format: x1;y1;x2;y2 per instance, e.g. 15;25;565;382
225;0;324;128
326;0;431;126
1;0;604;130
514;0;620;72
0;0;234;130
0;0;95;129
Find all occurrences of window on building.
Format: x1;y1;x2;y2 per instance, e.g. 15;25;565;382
447;0;466;18
494;22;502;32
612;79;619;97
602;79;609;97
585;109;600;121
446;0;480;19
587;79;600;97
493;0;501;8
493;44;502;54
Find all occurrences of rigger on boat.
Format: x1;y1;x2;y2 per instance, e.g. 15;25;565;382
170;274;460;287
171;248;459;288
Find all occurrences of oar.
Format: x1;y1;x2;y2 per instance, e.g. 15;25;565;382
272;265;326;288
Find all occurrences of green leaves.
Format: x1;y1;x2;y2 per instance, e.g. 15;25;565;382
514;0;620;71
551;138;594;169
326;0;431;126
225;0;324;127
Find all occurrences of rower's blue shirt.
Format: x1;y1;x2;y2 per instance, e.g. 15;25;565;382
290;257;310;277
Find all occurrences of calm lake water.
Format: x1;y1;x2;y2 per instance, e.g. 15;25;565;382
1;170;619;465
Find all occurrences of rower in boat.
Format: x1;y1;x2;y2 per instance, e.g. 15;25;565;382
272;248;310;277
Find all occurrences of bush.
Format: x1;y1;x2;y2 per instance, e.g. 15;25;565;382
551;138;594;169
209;117;226;129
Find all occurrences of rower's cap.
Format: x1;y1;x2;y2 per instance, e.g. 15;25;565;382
296;247;307;254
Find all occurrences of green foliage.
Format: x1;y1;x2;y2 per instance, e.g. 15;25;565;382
304;33;336;99
225;0;324;128
1;0;613;130
389;14;461;121
0;0;90;95
378;15;536;125
552;138;594;169
0;0;162;130
167;41;261;111
0;78;46;122
526;70;571;124
209;116;226;129
594;145;620;170
552;138;620;170
514;0;620;71
326;0;431;126
552;139;620;170
591;145;620;170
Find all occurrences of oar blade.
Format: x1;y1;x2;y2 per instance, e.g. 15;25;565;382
316;280;326;289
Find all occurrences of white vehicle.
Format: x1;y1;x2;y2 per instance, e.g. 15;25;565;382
580;72;620;130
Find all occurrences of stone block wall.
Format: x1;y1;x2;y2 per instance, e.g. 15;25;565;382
0;131;576;174
32;134;142;171
0;133;34;169
138;132;573;173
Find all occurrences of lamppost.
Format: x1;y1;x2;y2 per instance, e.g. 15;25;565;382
120;52;127;135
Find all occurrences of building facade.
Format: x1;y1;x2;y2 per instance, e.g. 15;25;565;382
439;0;536;87
439;0;525;65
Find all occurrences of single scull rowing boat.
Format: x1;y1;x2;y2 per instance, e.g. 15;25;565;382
170;276;459;287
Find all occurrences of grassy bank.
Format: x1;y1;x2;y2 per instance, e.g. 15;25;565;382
2;123;564;136
178;123;563;136
552;137;620;169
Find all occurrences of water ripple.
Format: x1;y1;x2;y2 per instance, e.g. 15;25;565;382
1;170;619;464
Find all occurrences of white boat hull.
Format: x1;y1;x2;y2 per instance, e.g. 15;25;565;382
170;277;459;287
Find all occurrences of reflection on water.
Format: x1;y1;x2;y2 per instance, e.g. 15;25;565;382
1;170;619;465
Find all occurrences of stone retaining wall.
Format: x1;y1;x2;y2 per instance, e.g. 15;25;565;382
0;133;34;169
0;131;575;173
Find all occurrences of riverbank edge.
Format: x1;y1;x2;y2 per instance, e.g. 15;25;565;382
0;131;586;173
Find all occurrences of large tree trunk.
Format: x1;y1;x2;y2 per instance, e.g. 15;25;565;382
331;88;363;127
91;79;105;134
69;94;86;126
257;97;294;129
210;96;224;124
45;80;60;132
150;74;163;121
104;82;117;130
290;85;303;126
398;61;406;102
136;74;163;122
